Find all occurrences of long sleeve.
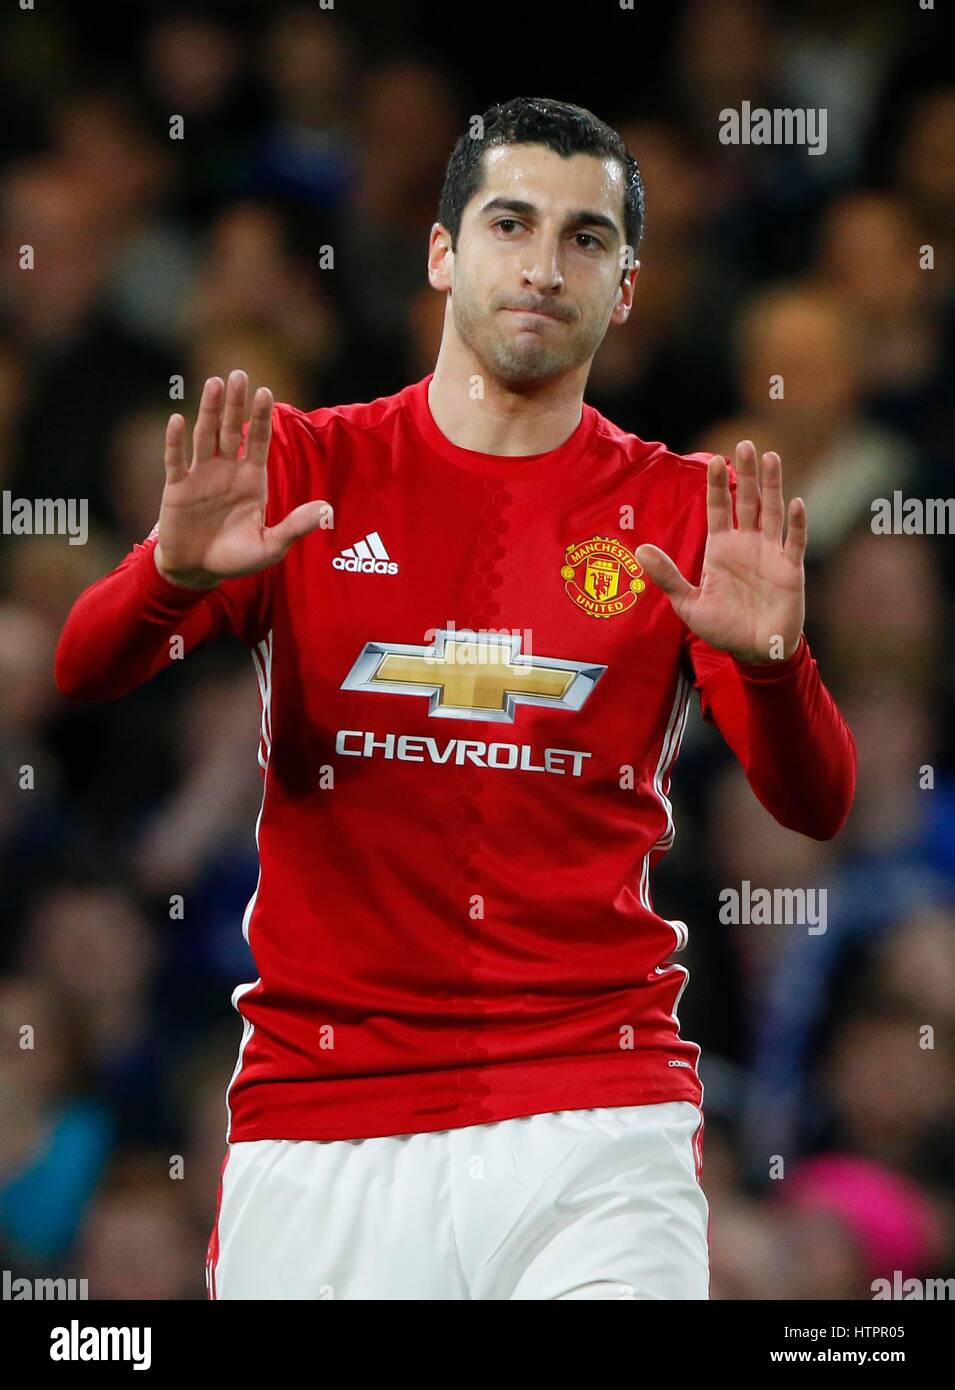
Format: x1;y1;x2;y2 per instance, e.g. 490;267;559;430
54;533;271;701
683;631;857;840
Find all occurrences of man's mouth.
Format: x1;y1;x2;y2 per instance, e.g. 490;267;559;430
503;306;563;322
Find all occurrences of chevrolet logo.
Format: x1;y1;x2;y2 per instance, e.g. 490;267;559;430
341;630;606;723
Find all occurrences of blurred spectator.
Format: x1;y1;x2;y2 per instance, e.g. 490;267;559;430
893;87;955;296
587;120;740;446
698;283;916;560
777;1;899;183
776;1154;948;1299
0;975;112;1270
334;59;459;360
813;191;943;428
19;882;172;1145
247;7;357;210
709;1197;793;1299
72;1152;203;1300
183;201;341;376
1;157;175;523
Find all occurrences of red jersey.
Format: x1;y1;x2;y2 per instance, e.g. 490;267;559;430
55;374;856;1141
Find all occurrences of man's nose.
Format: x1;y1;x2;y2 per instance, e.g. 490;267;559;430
522;237;564;292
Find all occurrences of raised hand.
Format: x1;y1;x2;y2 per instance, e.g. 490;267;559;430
154;370;330;589
635;441;807;664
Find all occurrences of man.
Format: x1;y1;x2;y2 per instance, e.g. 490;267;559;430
55;97;856;1300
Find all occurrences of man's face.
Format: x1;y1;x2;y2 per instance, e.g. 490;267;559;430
431;143;637;388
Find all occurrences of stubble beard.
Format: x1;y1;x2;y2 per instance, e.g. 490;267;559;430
450;285;607;390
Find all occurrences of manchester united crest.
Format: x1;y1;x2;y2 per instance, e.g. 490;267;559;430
560;535;646;619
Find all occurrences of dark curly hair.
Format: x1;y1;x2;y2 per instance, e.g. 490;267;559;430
437;96;645;273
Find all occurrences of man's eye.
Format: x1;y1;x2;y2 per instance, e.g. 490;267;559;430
575;233;601;250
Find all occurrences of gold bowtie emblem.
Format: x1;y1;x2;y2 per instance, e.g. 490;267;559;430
341;631;606;723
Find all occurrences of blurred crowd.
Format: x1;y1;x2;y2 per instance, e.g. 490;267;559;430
1;0;953;1300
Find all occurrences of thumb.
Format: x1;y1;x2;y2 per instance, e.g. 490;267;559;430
635;543;695;606
264;499;332;558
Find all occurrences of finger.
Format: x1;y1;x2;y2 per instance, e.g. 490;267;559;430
193;376;224;464
264;499;331;558
707;455;734;534
734;440;759;530
218;369;249;460
759;451;785;545
635;543;696;607
244;386;274;468
783;497;808;565
164;413;188;484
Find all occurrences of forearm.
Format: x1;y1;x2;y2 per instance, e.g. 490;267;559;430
54;539;221;701
693;635;857;840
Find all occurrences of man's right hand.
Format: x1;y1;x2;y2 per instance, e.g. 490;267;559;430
154;370;330;589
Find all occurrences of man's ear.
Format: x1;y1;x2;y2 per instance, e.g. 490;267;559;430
428;223;454;292
611;261;640;326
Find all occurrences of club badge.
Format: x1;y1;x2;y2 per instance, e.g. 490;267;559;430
560;535;646;619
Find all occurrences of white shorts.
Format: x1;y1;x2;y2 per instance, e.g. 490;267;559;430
207;1101;709;1300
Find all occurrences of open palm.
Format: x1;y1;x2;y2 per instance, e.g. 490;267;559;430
636;441;806;664
155;371;330;589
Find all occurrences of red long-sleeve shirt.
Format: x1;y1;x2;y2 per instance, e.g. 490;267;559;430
55;375;856;1141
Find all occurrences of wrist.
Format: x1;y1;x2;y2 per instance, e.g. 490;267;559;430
730;633;803;666
732;633;808;678
153;542;220;591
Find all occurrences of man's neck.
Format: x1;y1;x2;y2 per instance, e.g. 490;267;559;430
428;346;588;457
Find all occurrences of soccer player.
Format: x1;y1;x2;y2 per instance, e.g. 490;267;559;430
55;97;856;1300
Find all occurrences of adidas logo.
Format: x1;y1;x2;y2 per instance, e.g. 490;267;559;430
332;531;399;575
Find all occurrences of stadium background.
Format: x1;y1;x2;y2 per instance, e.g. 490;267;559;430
1;0;953;1300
